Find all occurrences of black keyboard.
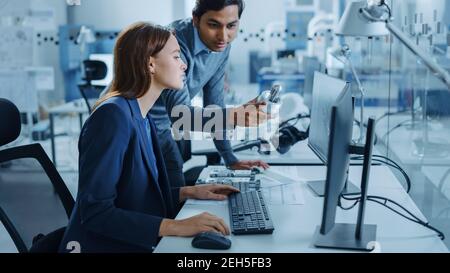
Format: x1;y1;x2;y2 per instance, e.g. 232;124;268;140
197;180;261;192
228;190;274;235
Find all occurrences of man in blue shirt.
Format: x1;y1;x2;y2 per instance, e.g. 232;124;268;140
151;0;270;188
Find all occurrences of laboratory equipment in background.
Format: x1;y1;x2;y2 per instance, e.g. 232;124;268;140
285;0;340;63
256;0;341;99
333;0;450;162
59;24;117;102
307;13;339;64
284;0;320;72
274;50;299;74
337;0;450;89
0;26;41;136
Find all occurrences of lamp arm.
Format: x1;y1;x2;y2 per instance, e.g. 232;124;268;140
347;58;365;97
347;57;365;143
384;21;450;89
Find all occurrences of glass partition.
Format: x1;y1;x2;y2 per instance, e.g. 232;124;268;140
358;0;450;248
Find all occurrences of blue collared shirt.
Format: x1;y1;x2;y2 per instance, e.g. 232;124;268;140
193;26;211;56
149;18;238;166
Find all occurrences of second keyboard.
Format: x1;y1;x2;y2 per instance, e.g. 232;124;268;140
228;190;274;235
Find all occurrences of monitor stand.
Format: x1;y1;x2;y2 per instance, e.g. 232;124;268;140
313;224;377;251
307;179;359;197
313;117;378;251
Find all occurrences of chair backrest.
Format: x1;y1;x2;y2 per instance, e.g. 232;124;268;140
0;98;21;146
0;99;75;252
83;60;107;83
78;60;108;113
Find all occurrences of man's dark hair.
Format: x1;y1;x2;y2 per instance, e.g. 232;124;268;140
193;0;245;19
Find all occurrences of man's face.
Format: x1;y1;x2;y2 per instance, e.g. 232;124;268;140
193;5;240;52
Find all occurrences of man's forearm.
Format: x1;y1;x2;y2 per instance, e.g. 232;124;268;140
213;138;239;166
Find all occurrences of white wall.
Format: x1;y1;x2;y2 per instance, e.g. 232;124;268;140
67;0;174;30
0;0;68;106
33;0;68;105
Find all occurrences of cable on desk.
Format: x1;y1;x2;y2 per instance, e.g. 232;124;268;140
350;155;411;193
339;193;445;240
375;109;419;124
279;113;310;128
381;119;415;140
338;196;359;211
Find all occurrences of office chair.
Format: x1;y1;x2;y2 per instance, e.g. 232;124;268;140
0;98;75;253
78;60;108;114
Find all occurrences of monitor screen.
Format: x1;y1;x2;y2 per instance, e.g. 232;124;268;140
308;72;349;163
302;56;324;109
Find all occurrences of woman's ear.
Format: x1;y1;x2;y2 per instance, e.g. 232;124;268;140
149;57;156;74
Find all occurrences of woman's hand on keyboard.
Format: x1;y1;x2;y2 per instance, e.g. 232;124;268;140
189;184;240;201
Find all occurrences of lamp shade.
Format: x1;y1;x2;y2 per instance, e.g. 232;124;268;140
335;1;389;37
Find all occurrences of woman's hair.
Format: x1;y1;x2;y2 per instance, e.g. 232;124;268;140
94;22;172;110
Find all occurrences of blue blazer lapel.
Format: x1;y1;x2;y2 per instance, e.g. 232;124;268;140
127;99;166;212
148;117;175;216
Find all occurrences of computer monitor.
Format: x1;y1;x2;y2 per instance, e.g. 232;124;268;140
313;87;377;251
307;72;359;196
302;57;324;109
308;72;347;162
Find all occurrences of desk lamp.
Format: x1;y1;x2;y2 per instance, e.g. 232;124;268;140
337;0;450;90
331;45;367;143
334;0;389;143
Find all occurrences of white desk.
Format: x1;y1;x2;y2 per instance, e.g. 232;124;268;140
192;137;384;166
48;99;89;166
155;165;448;253
191;138;322;165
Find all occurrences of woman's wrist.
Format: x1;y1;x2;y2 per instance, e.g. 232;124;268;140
179;186;195;202
159;218;177;237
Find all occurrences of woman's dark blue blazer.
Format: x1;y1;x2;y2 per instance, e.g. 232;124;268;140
59;97;180;253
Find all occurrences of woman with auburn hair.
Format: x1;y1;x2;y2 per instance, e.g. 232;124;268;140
59;22;238;253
